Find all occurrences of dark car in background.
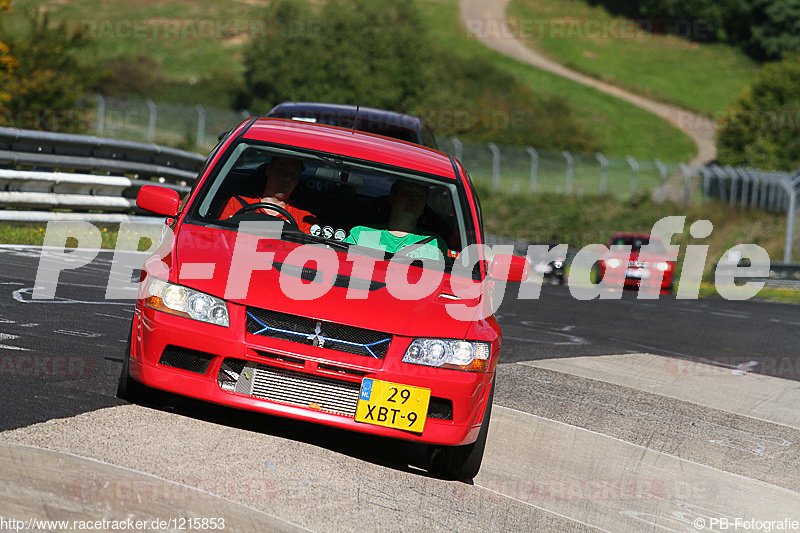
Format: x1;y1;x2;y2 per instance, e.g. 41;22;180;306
266;101;437;148
530;242;568;285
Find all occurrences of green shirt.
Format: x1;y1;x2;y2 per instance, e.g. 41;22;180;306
343;226;446;260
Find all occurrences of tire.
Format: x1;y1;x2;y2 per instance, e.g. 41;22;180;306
591;265;603;284
116;325;147;403
428;380;494;480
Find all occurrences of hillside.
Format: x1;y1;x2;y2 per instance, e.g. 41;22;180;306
507;0;758;114
2;0;698;162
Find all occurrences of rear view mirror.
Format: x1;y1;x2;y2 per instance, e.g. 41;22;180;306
137;185;180;217
488;254;530;282
314;166;364;187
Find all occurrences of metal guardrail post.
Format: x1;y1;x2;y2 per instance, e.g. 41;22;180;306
95;95;106;137
680;164;694;207
195;105;206;149
626;156;638;195
596;153;608;195
526;146;538;193
711;165;728;203
146;100;157;143
655;159;666;202
781;176;800;262
488;143;501;191
725;165;738;207
736;168;750;207
767;181;778;211
562;151;574;194
759;173;768;209
450;137;463;162
701;167;712;204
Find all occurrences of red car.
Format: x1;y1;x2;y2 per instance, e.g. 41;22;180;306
595;232;675;294
118;117;528;479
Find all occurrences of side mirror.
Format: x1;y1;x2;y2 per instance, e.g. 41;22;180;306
488;254;530;282
137;185;180;217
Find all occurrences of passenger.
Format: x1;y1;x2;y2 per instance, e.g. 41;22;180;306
220;156;317;233
344;180;447;260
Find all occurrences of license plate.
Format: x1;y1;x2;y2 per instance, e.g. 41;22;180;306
626;268;649;279
355;378;430;433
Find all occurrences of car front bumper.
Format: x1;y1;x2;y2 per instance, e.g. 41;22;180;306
130;303;493;446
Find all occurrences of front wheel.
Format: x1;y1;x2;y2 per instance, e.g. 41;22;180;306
427;380;494;480
116;326;147;403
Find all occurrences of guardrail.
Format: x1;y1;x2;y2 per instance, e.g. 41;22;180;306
685;164;800;263
0;126;204;223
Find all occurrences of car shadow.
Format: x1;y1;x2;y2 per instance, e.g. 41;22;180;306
125;386;472;482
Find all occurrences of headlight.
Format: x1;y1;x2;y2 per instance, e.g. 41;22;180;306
145;278;229;327
606;258;621;268
655;261;672;272
402;339;491;372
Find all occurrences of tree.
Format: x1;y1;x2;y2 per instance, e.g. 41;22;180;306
717;53;800;170
0;0;18;114
239;0;431;113
747;0;800;60
1;5;94;131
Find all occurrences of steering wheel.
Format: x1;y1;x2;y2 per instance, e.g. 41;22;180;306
232;202;299;228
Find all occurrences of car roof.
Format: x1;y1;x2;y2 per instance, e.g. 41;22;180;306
242;117;457;179
266;101;423;130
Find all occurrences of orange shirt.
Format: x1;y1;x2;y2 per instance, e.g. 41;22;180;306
220;196;317;233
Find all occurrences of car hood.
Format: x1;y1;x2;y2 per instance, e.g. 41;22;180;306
170;224;484;339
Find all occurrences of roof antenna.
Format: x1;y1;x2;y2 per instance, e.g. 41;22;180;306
351;105;360;132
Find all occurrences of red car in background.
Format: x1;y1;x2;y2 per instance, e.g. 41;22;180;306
118;117;528;480
595;232;675;294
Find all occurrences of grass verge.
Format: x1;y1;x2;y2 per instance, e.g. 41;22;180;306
507;0;757;114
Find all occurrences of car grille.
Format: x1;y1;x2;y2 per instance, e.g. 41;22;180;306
220;359;361;416
158;346;214;374
246;307;392;359
217;358;455;421
628;260;648;268
427;397;453;420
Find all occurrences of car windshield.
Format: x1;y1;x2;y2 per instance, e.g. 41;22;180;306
189;141;476;274
610;236;666;254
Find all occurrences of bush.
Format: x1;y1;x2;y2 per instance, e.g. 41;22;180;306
717;52;800;170
587;0;800;61
0;0;16;113
0;5;96;132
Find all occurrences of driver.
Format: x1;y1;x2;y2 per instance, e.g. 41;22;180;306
220;156;318;233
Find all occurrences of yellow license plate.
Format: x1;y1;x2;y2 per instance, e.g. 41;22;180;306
355;378;430;433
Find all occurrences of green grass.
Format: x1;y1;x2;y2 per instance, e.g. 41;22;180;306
5;0;262;106
476;186;792;268
7;0;261;80
507;0;758;113
698;283;800;304
417;0;696;161
0;223;153;250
